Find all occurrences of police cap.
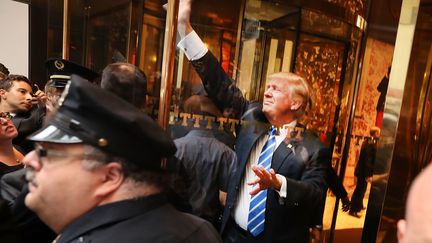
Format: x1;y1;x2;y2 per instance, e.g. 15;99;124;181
29;75;176;171
45;58;99;88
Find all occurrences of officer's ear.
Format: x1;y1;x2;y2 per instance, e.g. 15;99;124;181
94;162;124;198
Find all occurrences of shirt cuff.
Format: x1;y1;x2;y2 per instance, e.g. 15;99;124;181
177;31;208;61
275;174;287;198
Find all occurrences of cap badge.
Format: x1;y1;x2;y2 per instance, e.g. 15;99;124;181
98;138;108;147
54;60;65;70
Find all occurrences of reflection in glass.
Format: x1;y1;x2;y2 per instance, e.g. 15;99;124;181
68;0;131;72
349;127;380;218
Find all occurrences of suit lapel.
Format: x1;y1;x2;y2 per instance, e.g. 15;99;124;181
272;124;306;173
272;142;293;173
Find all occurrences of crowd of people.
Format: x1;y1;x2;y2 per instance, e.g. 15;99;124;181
0;0;429;242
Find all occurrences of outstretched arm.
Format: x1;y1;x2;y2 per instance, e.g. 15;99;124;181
177;0;248;118
177;0;193;39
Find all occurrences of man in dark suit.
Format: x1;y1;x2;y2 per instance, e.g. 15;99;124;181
176;1;330;242
0;59;99;242
0;74;46;153
0;59;99;153
22;76;222;243
349;126;380;217
44;58;99;118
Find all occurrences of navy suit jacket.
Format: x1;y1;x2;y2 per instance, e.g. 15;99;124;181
191;52;330;243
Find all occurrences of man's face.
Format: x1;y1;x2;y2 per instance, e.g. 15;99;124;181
45;88;63;115
24;143;102;233
262;79;298;126
0;81;33;113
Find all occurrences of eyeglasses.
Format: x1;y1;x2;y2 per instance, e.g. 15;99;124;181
0;112;12;120
34;144;106;166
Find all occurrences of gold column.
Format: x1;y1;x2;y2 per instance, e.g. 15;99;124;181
363;0;420;242
62;0;70;59
158;0;179;130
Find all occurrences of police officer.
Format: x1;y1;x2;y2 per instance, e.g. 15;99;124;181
44;58;99;117
23;75;222;243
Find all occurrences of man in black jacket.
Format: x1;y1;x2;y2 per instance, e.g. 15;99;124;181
22;76;222;243
0;74;45;153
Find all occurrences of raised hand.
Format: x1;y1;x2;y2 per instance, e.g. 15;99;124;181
248;166;282;195
178;0;193;38
32;85;47;106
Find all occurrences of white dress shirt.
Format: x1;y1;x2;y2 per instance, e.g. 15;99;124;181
233;122;296;229
177;31;208;60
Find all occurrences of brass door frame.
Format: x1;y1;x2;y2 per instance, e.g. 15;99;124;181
362;0;421;242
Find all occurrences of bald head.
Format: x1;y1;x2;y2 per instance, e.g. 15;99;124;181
398;164;432;243
101;63;147;109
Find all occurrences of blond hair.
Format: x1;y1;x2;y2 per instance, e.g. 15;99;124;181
268;72;313;119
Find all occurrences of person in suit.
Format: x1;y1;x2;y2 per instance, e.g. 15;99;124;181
173;95;237;228
0;74;46;154
44;58;99;118
22;75;222;243
397;163;432;243
0;59;99;243
176;1;330;242
349;126;380;218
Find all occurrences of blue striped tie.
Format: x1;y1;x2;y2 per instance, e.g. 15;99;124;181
247;127;277;237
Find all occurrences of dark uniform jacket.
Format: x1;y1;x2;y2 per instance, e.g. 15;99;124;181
0;197;22;243
190;52;330;243
57;194;222;243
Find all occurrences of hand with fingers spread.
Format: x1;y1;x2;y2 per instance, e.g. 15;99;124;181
164;0;193;38
248;165;282;195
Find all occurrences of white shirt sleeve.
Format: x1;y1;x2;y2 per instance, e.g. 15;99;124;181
275;174;287;198
177;31;208;61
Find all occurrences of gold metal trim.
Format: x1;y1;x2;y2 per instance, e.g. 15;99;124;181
356;15;367;31
157;0;179;130
50;75;70;80
62;0;70;59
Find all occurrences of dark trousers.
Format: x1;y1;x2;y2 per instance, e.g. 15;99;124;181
222;217;264;243
350;176;367;212
222;216;309;243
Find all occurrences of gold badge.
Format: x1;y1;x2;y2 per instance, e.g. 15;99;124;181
98;138;108;147
54;60;65;70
